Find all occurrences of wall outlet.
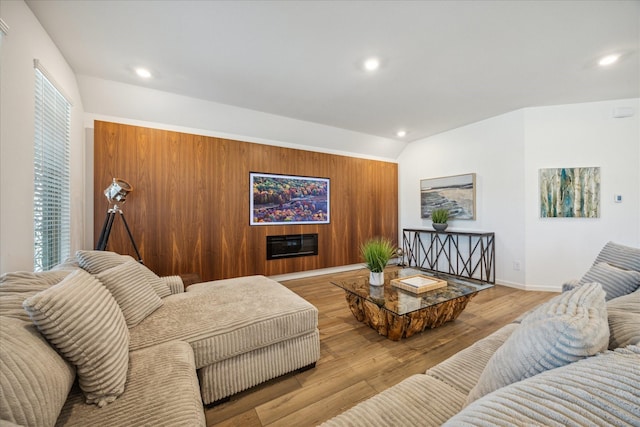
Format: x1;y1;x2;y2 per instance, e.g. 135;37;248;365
513;261;521;271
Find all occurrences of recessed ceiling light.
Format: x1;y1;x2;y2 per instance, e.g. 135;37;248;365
598;54;620;66
363;58;380;72
135;68;152;78
396;130;407;138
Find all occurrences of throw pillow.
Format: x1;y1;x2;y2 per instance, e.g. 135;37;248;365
0;317;76;427
75;249;134;274
76;250;171;298
606;290;640;349
51;255;80;271
0;270;72;322
0;270;71;289
22;269;129;407
561;278;580;293
466;283;609;404
594;241;640;272
579;262;640;301
97;260;163;327
445;346;640;427
134;263;172;298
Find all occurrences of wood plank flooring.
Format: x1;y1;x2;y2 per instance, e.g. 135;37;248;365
205;268;556;427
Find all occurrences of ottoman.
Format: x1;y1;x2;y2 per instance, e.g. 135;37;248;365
129;275;320;404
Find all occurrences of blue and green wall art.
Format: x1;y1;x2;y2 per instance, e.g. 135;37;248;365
539;167;600;218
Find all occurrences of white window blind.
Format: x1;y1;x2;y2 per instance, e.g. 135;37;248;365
33;66;71;271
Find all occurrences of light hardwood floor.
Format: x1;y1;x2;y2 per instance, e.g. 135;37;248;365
205;268;556;427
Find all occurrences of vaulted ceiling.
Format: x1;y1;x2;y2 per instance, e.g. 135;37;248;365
27;0;639;142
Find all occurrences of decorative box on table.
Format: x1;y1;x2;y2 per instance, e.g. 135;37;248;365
390;274;447;294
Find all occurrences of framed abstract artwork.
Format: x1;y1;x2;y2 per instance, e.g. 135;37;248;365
420;173;476;220
250;172;330;225
539;167;600;218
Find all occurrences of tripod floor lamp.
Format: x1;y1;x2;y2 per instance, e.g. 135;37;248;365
96;178;143;263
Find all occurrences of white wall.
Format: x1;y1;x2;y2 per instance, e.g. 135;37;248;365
524;99;640;288
0;0;84;274
398;110;527;288
78;75;405;161
398;98;640;291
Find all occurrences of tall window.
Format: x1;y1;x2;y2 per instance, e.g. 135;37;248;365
33;66;71;271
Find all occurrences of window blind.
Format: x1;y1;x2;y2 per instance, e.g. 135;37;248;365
33;67;71;271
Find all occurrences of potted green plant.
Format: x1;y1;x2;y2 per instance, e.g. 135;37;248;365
431;208;449;232
360;237;397;286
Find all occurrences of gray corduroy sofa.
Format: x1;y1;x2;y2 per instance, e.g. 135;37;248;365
0;250;320;427
322;241;640;426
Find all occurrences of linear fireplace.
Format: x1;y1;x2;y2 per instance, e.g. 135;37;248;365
266;234;318;260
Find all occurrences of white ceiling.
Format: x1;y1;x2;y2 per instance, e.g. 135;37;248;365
26;0;640;142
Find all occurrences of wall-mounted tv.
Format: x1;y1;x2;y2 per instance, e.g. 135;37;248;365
250;172;330;225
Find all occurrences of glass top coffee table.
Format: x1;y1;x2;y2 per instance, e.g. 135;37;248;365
331;268;493;340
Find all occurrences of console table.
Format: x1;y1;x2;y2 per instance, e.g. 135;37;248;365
401;229;495;284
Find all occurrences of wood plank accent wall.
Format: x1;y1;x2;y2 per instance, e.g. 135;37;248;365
94;121;398;281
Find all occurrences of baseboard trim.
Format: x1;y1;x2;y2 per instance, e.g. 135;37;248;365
495;280;559;293
269;264;365;282
524;284;561;292
496;280;526;290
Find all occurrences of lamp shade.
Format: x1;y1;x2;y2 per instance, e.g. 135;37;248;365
104;178;133;204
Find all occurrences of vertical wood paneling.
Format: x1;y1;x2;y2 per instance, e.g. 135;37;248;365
94;121;398;281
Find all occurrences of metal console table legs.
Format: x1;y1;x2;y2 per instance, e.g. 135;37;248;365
402;229;495;284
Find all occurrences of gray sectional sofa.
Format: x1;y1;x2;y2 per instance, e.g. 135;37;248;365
322;241;640;426
0;250;320;426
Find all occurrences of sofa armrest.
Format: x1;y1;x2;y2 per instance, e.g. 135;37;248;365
161;275;185;294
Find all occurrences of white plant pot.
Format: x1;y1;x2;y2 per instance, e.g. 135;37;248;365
369;271;385;287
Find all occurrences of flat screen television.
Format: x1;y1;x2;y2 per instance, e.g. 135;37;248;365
250;172;330;225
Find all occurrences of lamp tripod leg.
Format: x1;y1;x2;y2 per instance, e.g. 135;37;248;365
119;211;143;264
96;211;116;251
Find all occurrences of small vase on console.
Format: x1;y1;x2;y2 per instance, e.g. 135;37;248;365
432;223;448;232
431;208;450;233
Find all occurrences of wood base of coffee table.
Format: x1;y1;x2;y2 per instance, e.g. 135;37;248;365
345;292;476;341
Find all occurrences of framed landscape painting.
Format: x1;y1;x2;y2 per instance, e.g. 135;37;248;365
539;167;600;218
250;173;330;225
420;173;476;220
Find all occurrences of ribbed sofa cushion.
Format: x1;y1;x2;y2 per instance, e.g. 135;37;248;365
97;260;163;327
607;290;640;349
76;250;134;274
444;345;640;427
129;275;318;368
0;271;71;322
579;262;640;301
161;275;185;295
135;263;172;298
561;278;580;293
76;250;171;298
22;269;129;407
0;317;75;427
467;283;609;403
51;256;80;271
426;323;518;395
1;271;71;288
56;341;205;427
594;241;640;272
319;374;466;427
